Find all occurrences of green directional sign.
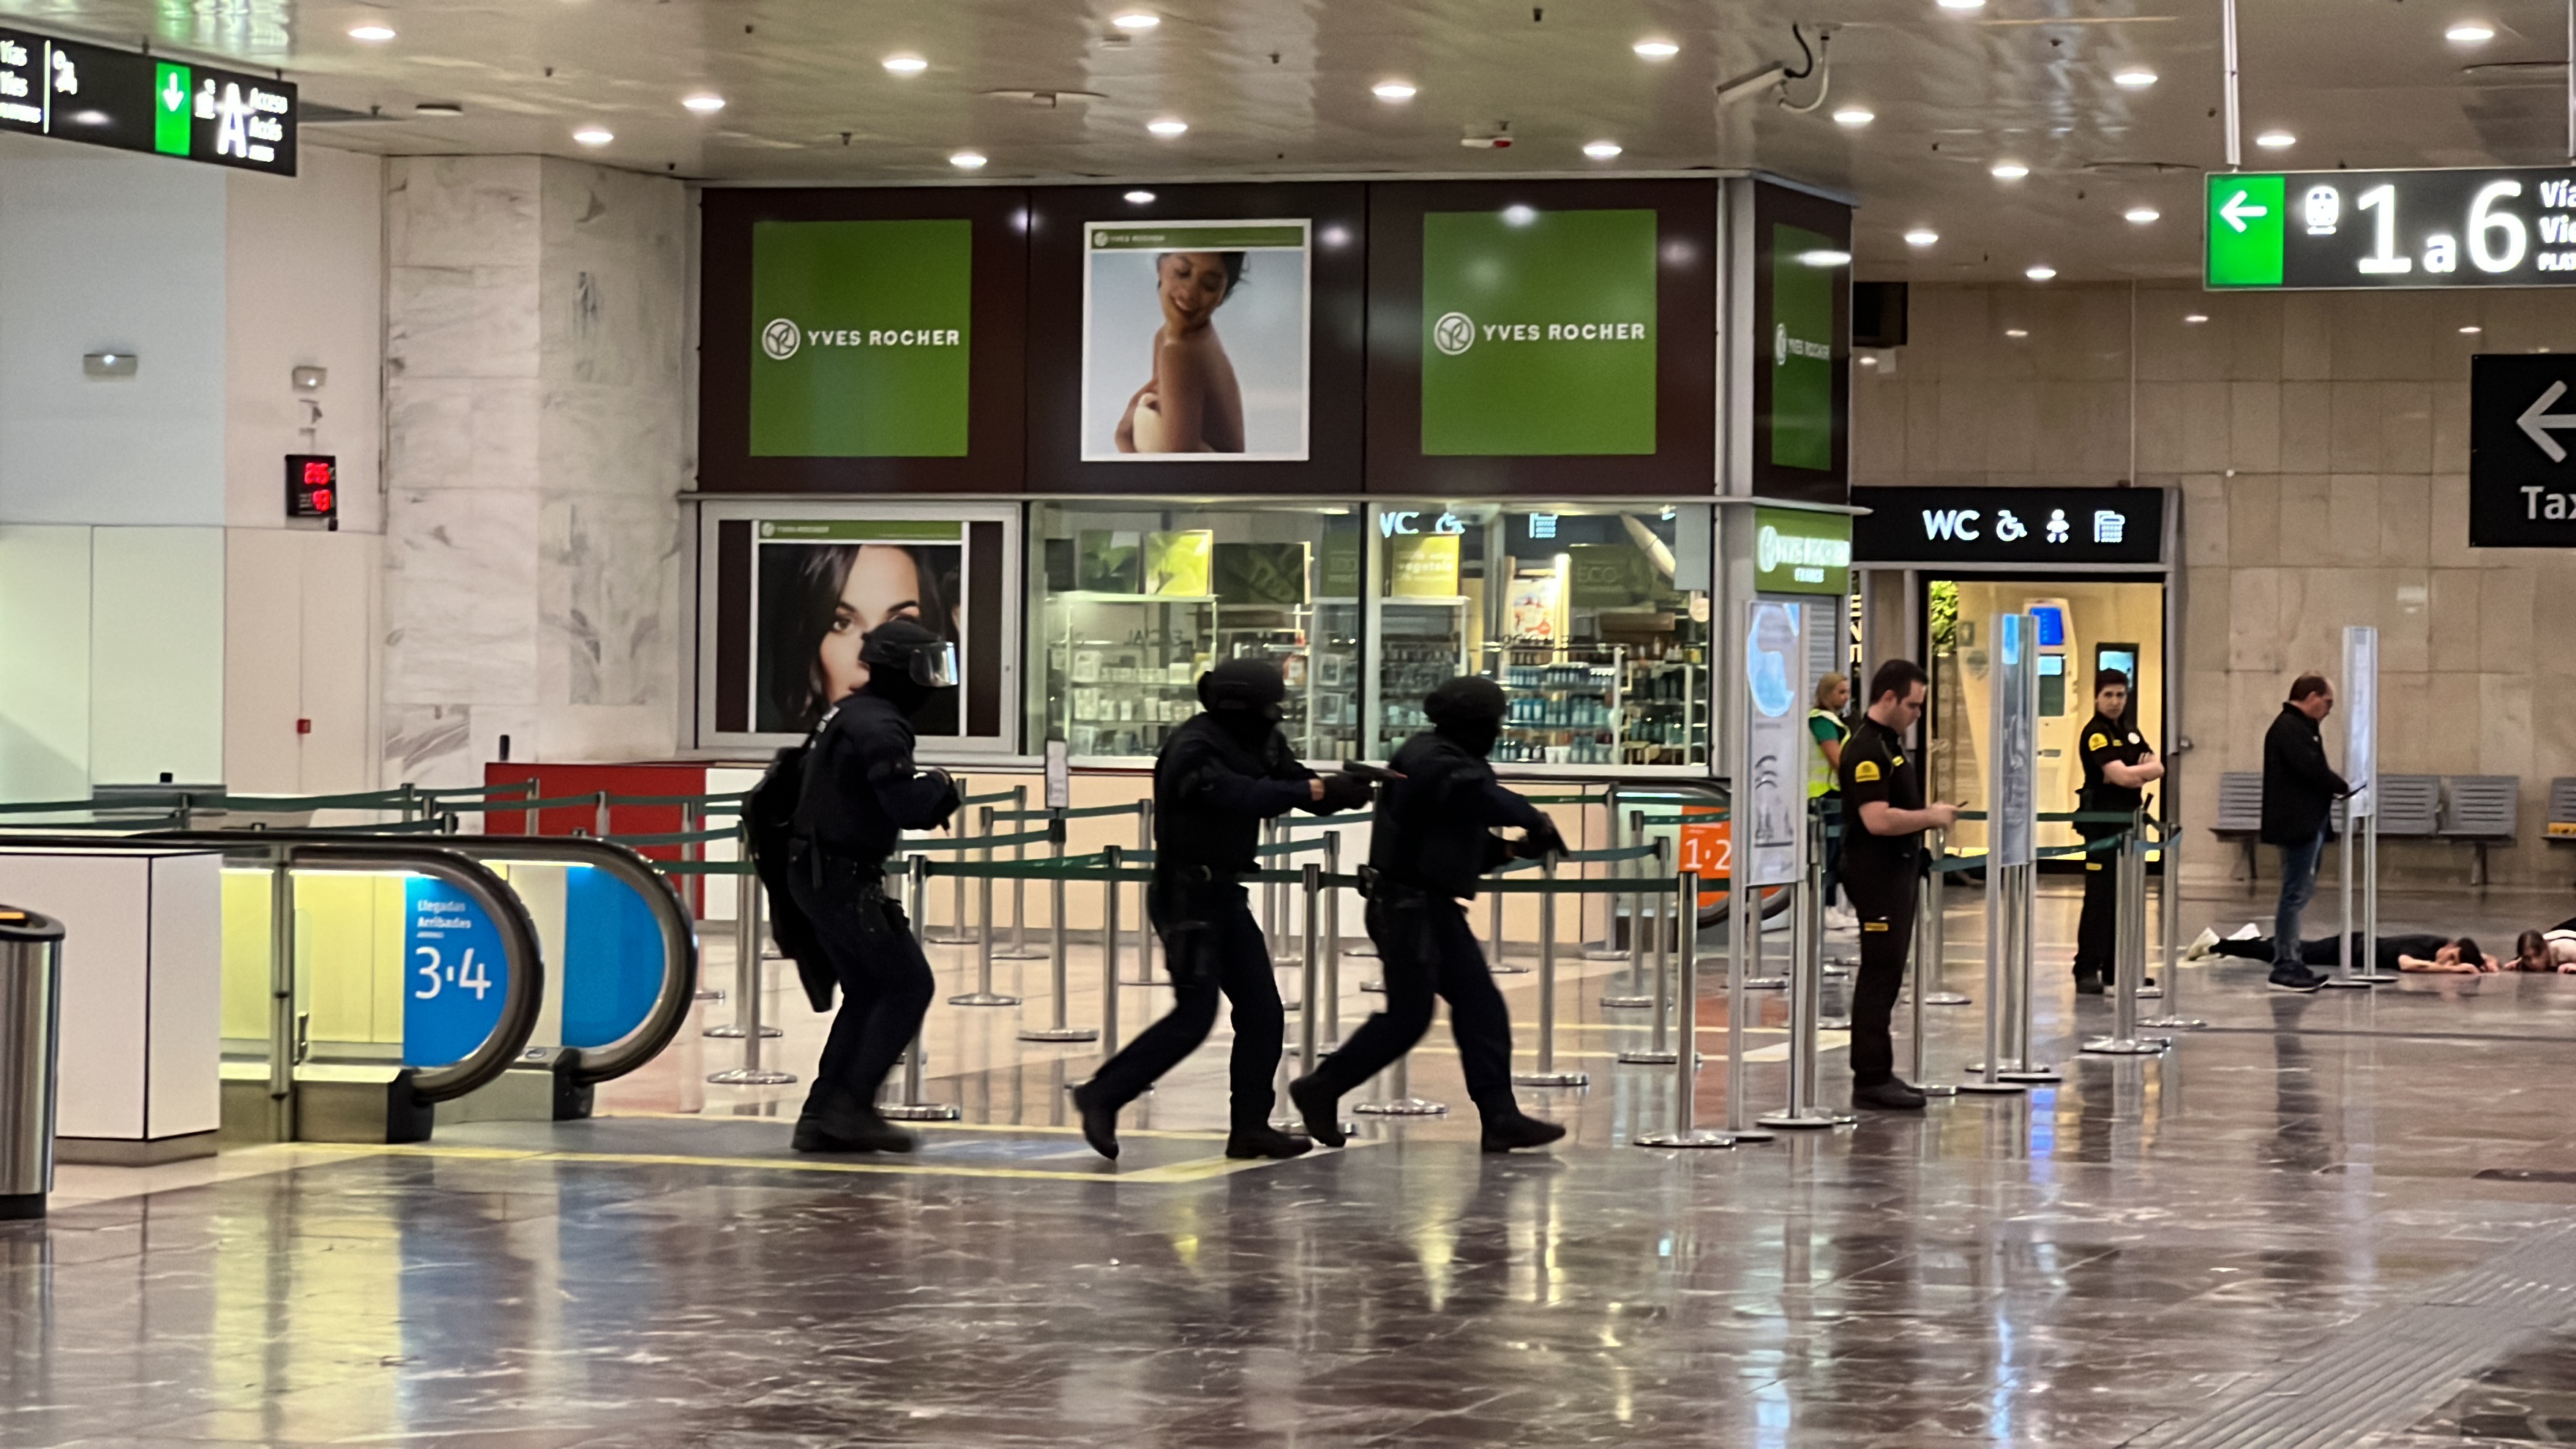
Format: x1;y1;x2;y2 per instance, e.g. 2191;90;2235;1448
2206;174;2286;287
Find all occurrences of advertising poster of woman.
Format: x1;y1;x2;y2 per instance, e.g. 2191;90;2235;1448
752;523;967;736
1081;220;1311;461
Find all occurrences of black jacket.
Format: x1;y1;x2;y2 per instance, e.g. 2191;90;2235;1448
1370;732;1553;900
2260;703;2348;845
793;692;960;866
1153;714;1324;880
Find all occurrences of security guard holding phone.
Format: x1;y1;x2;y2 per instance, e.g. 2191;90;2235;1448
1839;659;1959;1111
2072;668;2163;994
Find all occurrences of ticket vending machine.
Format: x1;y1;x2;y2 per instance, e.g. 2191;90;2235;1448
2026;598;2075;820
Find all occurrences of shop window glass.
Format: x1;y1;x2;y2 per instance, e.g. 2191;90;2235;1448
1368;504;1710;767
1030;503;1365;763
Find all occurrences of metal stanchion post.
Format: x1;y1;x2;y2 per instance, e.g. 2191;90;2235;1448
1998;862;2062;1083
708;872;794;1084
2084;816;2168;1056
685;801;720;1001
1352;1049;1447;1115
1604;815;1655;1007
1124;802;1161;986
1918;825;1969;1007
1099;845;1125;1060
1810;812;1852;1030
1620;853;1682;1066
2141;817;2206;1029
1587;804;1626;961
1020;825;1097;1044
594;790;611;840
2361;809;2388;981
881;854;960;1120
1909;854;1958;1096
949;806;1020;1006
998;785;1044;959
1958;845;2027;1096
935;776;972;943
1322;833;1344;1049
2326;809;2370;989
1272;861;1327;1133
1489;886;1529;975
1511;859;1589;1087
1725;872;1776;1142
1638;869;1735;1147
1760;853;1852;1128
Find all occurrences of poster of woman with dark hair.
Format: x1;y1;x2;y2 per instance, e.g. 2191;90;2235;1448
755;539;963;735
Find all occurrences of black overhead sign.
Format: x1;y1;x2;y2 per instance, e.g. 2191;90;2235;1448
0;27;296;175
2468;353;2576;546
1850;486;2165;565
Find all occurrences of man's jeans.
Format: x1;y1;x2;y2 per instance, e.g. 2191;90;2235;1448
2273;828;2327;970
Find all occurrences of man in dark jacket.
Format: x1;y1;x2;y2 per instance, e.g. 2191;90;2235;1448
1071;659;1373;1162
787;619;965;1153
1288;676;1569;1153
2260;673;2348;993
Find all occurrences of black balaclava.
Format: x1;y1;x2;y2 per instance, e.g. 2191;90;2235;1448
1424;675;1508;759
1198;659;1286;747
858;618;950;720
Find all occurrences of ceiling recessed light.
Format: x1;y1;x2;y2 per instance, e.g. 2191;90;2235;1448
883;54;928;74
2025;264;2056;280
950;150;987;169
2124;206;2161;223
2005;328;2030;338
2183;313;2209;324
572;127;613;146
682;94;726;113
1859;354;1880;366
1938;0;1988;10
2113;68;2157;87
1147;118;1188;137
2461;324;2485;334
2255;130;2296;148
1991;161;2029;179
2446;22;2496;42
1904;228;1939;247
1798;249;1853;267
1125;189;1156;203
1374;80;1417;101
1113;11;1160;30
347;23;395;41
1583;140;1623;160
1633;39;1680;58
1832;107;1875;127
1502;203;1538;226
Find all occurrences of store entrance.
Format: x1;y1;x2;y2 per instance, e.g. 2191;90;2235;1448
1923;576;2166;861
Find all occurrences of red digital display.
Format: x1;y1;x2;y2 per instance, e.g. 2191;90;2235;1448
285;453;337;526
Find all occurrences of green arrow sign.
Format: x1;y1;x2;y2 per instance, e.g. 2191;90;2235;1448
2206;174;2286;287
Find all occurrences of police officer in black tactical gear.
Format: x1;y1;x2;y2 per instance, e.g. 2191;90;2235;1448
785;618;965;1154
1071;659;1374;1162
2072;668;2162;995
1289;676;1569;1154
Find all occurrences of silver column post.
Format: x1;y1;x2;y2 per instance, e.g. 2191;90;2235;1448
949;806;1020;1007
1510;859;1588;1087
1636;869;1736;1148
2084;815;2168;1056
1958;848;2026;1097
1322;833;1344;1049
709;874;795;1085
1999;863;2062;1082
881;854;960;1121
1760;836;1852;1128
998;785;1043;959
1620;840;1680;1066
1910;842;1958;1096
1019;822;1096;1044
1297;863;1322;1074
267;855;297;1142
1099;845;1125;1060
1726;864;1778;1141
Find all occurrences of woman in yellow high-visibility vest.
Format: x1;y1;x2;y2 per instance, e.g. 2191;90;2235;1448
1810;673;1853;926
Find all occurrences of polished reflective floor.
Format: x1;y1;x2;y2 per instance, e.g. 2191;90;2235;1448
17;877;2576;1446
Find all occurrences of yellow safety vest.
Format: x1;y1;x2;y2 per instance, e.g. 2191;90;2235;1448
1808;708;1850;798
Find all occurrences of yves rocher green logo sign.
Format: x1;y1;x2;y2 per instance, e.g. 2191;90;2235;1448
1419;207;1657;456
749;218;972;457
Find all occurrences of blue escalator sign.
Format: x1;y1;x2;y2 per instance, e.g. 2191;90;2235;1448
403;876;508;1067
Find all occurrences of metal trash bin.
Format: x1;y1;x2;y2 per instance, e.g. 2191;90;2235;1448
0;905;63;1221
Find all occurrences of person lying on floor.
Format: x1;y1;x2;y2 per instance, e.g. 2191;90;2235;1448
2512;921;2576;973
2191;926;2490;974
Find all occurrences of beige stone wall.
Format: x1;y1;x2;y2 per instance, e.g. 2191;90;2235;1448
1853;280;2576;891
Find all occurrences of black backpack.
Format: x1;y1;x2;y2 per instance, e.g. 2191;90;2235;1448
744;744;836;1013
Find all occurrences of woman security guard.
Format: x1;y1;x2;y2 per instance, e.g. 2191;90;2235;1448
2072;669;2163;994
1810;673;1853;928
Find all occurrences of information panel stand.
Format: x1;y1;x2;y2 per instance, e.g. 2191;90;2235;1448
1965;612;2047;1093
2332;626;2389;986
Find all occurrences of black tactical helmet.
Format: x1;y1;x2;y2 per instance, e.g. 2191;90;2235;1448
1424;675;1507;727
858;618;961;688
1198;658;1287;720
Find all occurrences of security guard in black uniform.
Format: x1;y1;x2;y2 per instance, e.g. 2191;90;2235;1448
1072;659;1374;1162
786;619;965;1154
1839;659;1960;1111
1289;676;1570;1153
2072;668;2163;994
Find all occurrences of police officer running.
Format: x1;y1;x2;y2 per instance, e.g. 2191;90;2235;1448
1838;659;1960;1111
1289;676;1570;1153
785;619;965;1154
2072;669;2163;995
1072;659;1373;1162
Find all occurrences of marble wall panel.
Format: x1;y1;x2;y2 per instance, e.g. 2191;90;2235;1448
2228;382;2281;473
2378;477;2432;569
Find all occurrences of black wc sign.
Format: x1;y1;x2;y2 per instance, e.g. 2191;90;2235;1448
2471;353;2576;544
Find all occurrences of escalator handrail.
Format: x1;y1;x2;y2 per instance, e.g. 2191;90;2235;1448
0;833;544;1103
129;829;697;1088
